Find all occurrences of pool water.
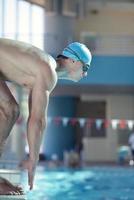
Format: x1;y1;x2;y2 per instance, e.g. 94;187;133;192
22;166;134;200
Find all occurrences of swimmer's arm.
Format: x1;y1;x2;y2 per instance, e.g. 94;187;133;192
27;80;49;163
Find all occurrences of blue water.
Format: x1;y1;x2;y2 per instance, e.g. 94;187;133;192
22;166;134;200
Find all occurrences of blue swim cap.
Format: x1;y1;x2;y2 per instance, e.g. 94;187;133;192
61;42;92;72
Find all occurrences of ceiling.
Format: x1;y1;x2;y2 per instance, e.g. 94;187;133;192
24;0;134;8
24;0;45;7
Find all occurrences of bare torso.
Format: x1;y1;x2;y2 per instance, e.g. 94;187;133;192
0;39;58;193
0;38;57;91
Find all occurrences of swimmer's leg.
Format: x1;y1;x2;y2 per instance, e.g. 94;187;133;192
0;80;20;156
0;81;23;195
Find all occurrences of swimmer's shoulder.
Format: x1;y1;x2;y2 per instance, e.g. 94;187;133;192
45;54;58;92
44;54;57;70
0;38;41;56
0;38;57;68
0;38;35;56
0;38;58;91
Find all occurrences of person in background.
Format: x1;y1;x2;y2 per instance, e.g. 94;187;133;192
64;150;80;168
117;145;130;165
0;38;92;195
128;132;134;165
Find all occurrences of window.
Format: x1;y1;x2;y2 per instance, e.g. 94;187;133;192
18;0;31;42
4;0;17;39
0;0;45;49
0;0;3;37
31;5;44;49
76;100;106;138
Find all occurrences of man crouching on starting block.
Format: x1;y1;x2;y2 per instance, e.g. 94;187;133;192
0;38;92;195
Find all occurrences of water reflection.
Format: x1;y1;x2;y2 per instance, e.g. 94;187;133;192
22;166;134;200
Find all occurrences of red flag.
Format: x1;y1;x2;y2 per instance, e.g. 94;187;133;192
119;120;126;129
104;119;110;128
53;117;62;125
70;118;78;126
86;119;94;128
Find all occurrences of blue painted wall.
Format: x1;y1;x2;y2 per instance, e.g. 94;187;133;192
44;96;77;160
58;56;134;86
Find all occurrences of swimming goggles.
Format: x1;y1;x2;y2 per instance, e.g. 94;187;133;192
65;47;90;73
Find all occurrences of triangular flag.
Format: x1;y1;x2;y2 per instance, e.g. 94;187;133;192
95;119;103;129
111;119;119;130
62;117;69;127
119;120;126;129
70;118;78;126
86;119;94;128
53;117;62;125
127;120;134;130
78;118;86;128
104;119;110;128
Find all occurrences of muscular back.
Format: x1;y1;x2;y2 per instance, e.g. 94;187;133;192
0;38;57;91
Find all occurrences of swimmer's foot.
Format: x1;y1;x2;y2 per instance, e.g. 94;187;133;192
0;177;24;195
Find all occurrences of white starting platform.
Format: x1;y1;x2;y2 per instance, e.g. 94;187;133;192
0;169;27;200
0;195;27;200
0;169;21;184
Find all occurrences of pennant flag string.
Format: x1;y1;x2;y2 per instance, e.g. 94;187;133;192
47;117;134;130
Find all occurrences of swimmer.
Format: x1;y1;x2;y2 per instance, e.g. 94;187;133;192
0;38;92;194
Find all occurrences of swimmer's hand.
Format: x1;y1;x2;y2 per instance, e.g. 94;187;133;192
20;159;37;190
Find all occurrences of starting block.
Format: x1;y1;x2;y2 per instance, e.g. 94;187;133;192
0;169;27;200
0;169;21;184
0;195;27;200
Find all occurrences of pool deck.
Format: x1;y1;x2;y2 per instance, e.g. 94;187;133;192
41;160;131;169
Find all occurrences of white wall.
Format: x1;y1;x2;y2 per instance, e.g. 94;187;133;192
82;94;134;162
75;2;134;39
